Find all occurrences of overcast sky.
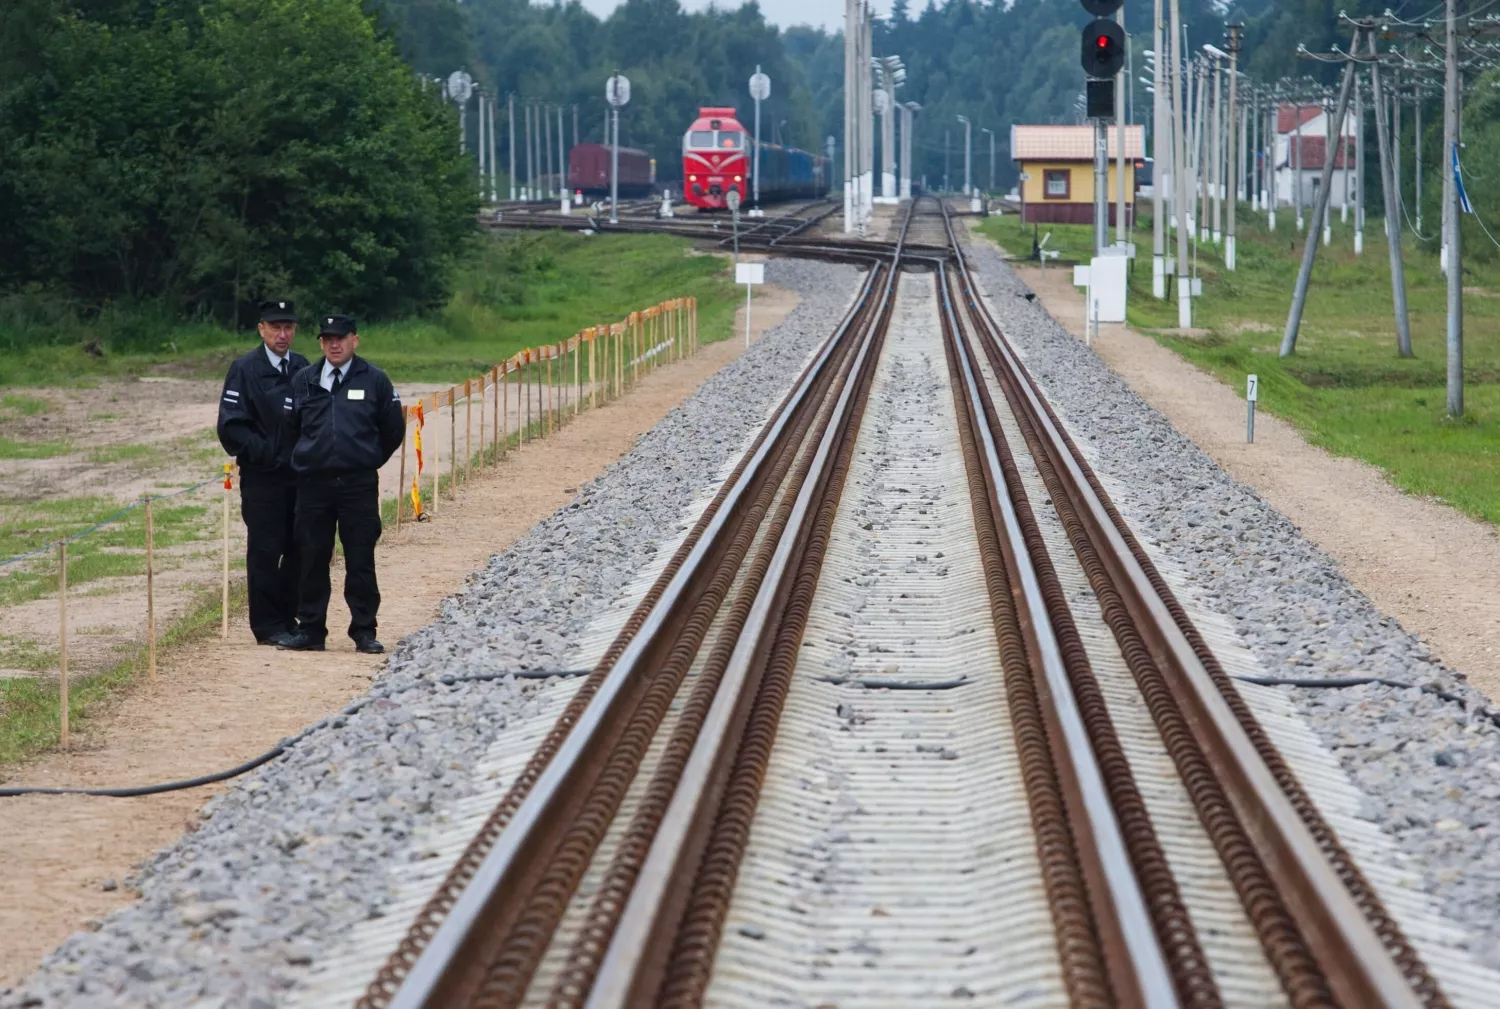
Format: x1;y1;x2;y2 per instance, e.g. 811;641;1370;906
574;0;892;34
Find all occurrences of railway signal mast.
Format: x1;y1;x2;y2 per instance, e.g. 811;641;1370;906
605;72;630;225
1079;0;1126;254
749;67;770;218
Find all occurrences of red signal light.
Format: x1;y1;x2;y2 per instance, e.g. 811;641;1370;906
1097;36;1109;48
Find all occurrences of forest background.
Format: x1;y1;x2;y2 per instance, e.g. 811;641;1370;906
0;0;1488;333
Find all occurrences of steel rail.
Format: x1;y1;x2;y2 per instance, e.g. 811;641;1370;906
939;203;1436;1009
578;208;914;1009
371;253;891;1009
934;249;1179;1009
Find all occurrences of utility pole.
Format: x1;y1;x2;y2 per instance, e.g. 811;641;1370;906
900;103;919;200
508;93;517;201
1444;0;1463;415
957;114;972;204
573;104;579;150
543;103;553;198
489;93;499;203
525;100;535;201
557;105;566;205
1365;22;1413;357
1355;76;1364;254
1208;49;1223;243
1226;25;1242;269
1151;0;1167;298
1280;29;1359;356
1116;4;1128;244
981;126;995;194
1168;0;1192;325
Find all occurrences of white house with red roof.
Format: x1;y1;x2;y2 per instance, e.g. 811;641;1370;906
1272;103;1357;209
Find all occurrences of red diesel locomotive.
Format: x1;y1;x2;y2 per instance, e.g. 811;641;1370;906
683;106;827;211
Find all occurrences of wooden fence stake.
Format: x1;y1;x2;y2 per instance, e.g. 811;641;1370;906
492;367;500;461
429;394;438;517
574;336;581;415
396;409;407;530
448;388;457;501
590;331;597;410
221;467;231;638
464;379;472;483
501;362;509;456
478;374;486;468
546;348;554;436
57;540;68;749
145;495;156;683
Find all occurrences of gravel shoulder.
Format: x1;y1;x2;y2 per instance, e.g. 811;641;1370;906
965;234;1500;975
0;259;855;1009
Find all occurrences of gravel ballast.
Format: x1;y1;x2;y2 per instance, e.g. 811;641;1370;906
964;237;1500;970
0;257;861;1009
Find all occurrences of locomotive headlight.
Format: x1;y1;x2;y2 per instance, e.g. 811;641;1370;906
734;175;742;182
689;174;697;181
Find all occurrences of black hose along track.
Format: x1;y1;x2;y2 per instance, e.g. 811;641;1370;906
938;201;1447;1009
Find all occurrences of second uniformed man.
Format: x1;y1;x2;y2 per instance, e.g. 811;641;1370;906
279;315;404;653
217;299;309;647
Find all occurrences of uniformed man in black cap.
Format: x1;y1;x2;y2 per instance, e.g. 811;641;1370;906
279;315;404;653
217;299;310;646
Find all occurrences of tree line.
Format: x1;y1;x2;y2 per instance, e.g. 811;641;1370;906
4;0;1492;334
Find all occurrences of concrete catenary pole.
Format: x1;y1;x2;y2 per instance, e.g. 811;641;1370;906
508;94;517;201
1168;0;1192;325
1367;27;1413;357
1280;34;1358;357
476;92;486;198
525;100;534;201
1355;77;1365;253
1151;0;1167;298
957;115;972;198
981;126;995;193
1444;0;1463;415
489;93;499;203
1116;3;1128;245
1226;27;1241;269
557;105;566;203
543;103;553;197
900;103;919;200
843;0;855;232
1209;51;1223;243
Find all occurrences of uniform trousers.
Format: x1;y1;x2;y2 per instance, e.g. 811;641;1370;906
240;477;299;641
294;470;382;642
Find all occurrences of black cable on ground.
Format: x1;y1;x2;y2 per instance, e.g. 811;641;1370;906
0;668;591;799
813;674;970;691
1232;673;1500;728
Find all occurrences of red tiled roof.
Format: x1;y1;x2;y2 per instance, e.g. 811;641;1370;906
1286;135;1355;170
1276;103;1323;133
1010;124;1145;161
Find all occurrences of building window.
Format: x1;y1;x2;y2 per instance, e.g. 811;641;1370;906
1044;170;1070;199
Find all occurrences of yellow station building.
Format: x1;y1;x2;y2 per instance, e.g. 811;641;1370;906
1010;124;1145;226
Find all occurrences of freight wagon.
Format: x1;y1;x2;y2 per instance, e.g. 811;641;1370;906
567;143;656;198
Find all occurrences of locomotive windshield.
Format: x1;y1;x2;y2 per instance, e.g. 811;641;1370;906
686;130;744;150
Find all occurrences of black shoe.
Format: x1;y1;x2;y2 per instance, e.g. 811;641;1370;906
353;635;384;655
277;632;326;651
258;631;298;647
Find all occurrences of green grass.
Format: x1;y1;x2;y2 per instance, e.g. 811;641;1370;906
979;209;1500;524
0;495;212;605
0;231;739;388
0;636;58;673
2;394;51;416
0;437;70;459
0;581;245;765
86;443;160;465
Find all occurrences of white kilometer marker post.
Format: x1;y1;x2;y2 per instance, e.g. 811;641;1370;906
1246;373;1258;443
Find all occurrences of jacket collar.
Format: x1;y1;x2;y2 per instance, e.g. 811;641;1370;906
308;355;368;382
249;344;306;375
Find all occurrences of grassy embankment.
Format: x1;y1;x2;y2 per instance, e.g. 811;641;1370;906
979;210;1500;525
0;230;740;766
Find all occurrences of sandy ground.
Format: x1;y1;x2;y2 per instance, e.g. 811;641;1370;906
1004;254;1500;702
0;282;801;986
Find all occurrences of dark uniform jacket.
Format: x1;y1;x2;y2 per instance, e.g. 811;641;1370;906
284;355;405;475
217;346;311;484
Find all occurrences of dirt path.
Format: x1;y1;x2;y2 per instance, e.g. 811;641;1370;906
0;283;800;986
1007;256;1500;701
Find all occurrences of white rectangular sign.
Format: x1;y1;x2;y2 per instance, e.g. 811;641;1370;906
1247;374;1259;402
736;262;765;285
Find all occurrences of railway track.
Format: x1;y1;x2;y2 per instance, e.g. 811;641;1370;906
341;199;1454;1008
